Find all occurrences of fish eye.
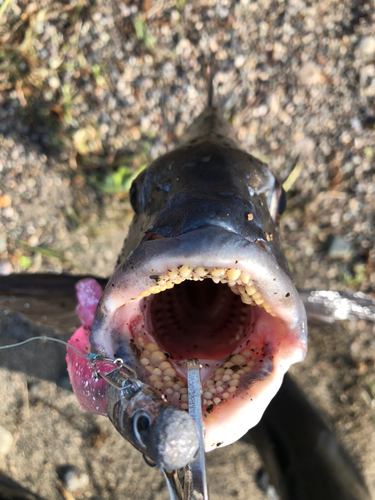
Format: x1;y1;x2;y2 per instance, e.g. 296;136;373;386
133;410;151;448
277;187;287;216
129;181;139;214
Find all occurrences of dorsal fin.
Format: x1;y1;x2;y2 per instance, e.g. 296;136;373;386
178;61;239;147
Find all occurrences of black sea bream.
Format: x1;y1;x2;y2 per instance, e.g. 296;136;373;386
67;98;307;452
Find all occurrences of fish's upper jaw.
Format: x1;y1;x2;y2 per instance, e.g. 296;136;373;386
90;227;307;451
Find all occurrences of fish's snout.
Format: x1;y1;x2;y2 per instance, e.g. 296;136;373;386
150;192;267;244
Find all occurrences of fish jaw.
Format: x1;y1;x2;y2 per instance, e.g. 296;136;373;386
88;226;307;451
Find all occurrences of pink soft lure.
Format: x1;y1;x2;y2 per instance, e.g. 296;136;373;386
66;278;111;415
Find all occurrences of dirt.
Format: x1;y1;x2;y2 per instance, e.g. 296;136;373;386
1;0;375;498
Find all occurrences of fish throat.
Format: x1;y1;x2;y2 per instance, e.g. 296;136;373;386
150;280;253;360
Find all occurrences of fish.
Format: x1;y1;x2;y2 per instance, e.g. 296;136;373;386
65;78;308;452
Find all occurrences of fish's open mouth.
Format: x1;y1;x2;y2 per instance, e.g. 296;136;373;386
87;227;307;451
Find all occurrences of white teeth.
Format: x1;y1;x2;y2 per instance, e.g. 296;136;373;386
146;342;159;352
164;368;176;377
134;326;274;411
211;268;226;277
159;361;172;370
179;265;192;278
223;362;234;368
246;285;257;295
240;294;255;305
230;354;246;364
226;268;241;281
239;272;251;284
168;269;179;280
133;265;277;317
150;350;167;363
194;266;207;277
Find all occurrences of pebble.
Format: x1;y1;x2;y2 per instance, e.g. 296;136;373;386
0;426;13;457
57;465;89;492
0;234;7;253
298;62;322;85
358;36;375;56
327;236;352;260
351;338;375;363
292;137;316;158
0;261;13;275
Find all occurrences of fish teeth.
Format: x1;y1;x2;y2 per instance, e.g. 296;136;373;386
132;265;277;316
179;265;192;278
226;268;241;281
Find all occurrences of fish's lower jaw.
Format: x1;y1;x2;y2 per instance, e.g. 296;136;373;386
203;363;284;451
108;297;305;450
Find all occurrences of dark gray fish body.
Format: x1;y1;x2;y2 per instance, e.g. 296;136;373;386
247;374;371;500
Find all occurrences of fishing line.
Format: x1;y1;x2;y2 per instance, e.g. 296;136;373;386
0;336;86;356
0;336;138;385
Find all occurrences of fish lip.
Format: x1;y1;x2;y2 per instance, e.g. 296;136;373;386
93;226;307;349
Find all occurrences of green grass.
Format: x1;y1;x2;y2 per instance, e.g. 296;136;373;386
132;14;155;50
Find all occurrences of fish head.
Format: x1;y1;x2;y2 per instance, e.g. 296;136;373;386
86;106;307;452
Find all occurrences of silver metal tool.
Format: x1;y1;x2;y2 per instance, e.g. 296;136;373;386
158;358;209;500
161;469;184;500
184;358;209;500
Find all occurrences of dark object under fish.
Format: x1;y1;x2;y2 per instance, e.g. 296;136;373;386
247;374;371;500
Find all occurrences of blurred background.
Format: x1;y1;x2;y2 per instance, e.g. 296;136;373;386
0;0;375;498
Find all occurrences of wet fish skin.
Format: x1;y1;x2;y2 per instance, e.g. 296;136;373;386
122;106;288;274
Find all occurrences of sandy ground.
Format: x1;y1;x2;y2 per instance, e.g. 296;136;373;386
1;0;375;498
